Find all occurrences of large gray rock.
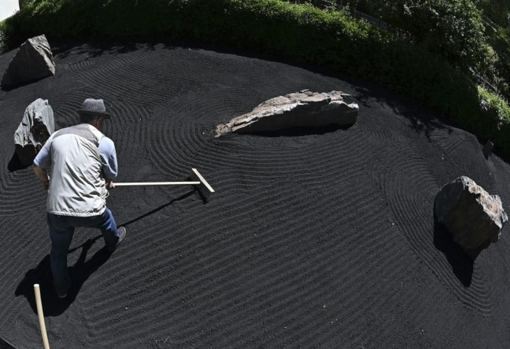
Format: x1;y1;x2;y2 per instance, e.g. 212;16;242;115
215;90;359;137
1;35;56;88
434;176;508;259
14;98;55;166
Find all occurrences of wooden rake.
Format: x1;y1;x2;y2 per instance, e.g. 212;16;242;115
115;168;215;202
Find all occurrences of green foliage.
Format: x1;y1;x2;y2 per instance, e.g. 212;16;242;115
285;0;339;11
0;21;5;53
479;0;510;28
1;0;510;155
335;0;510;101
478;86;510;126
341;0;491;75
493;28;510;88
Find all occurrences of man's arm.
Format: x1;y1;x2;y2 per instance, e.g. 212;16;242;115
99;137;118;189
33;136;53;190
32;165;50;190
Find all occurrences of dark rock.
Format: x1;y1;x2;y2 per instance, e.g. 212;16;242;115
14;98;55;166
434;176;507;259
482;140;494;159
1;35;56;88
215;90;359;137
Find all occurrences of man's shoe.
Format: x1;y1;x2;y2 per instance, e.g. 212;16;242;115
107;227;127;252
56;280;71;299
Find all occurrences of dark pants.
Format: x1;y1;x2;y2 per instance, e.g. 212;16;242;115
47;208;120;294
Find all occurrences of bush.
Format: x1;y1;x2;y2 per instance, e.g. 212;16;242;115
344;0;491;75
1;0;510;155
477;86;510;148
0;21;6;53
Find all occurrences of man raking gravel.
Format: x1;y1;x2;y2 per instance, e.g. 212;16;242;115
32;98;127;299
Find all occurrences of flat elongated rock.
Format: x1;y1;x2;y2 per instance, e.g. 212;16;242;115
1;35;56;88
434;176;508;259
14;98;55;166
215;90;359;137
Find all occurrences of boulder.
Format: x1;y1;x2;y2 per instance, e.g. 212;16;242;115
1;35;56;88
434;176;508;259
14;98;55;166
215;90;359;137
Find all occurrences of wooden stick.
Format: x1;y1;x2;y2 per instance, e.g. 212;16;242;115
34;284;51;349
115;181;201;187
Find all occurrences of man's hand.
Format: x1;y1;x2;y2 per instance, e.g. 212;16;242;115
106;179;115;189
33;165;50;190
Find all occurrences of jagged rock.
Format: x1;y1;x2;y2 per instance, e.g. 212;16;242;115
215;90;359;137
14;98;55;166
1;35;56;88
434;176;508;259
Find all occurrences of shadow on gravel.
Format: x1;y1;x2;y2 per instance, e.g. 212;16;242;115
433;220;474;287
15;236;112;316
119;190;196;227
14;191;195;316
0;336;17;349
243;124;353;137
7;152;30;172
1;76;53;92
52;38;173;60
351;83;455;140
7;144;37;172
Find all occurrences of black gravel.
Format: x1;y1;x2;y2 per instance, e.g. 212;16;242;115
0;40;509;349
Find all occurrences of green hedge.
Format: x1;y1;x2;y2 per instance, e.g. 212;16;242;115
1;0;510;155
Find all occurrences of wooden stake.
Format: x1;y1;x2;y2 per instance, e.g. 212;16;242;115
34;284;51;349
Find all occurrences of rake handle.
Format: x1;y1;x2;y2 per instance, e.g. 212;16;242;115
115;181;201;187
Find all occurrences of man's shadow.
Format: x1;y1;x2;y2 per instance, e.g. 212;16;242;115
15;190;196;316
15;236;113;316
